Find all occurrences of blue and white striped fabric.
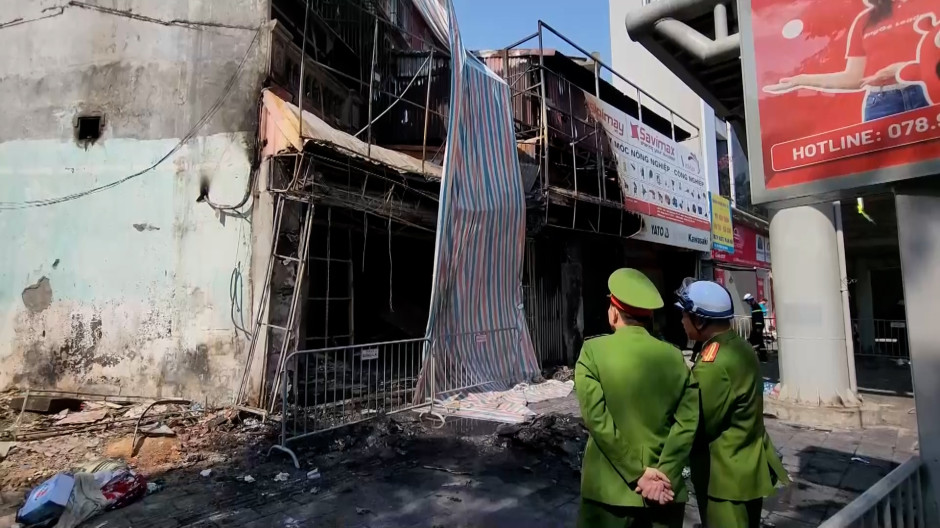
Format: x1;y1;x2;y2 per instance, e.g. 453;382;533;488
412;0;540;414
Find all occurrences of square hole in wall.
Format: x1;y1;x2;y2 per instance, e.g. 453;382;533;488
76;115;103;142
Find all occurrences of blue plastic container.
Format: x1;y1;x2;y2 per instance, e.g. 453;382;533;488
17;473;75;526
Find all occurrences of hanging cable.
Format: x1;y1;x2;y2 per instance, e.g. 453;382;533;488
362;211;368;272
0;26;261;210
388;213;394;313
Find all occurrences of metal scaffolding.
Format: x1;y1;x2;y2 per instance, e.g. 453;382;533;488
481;22;700;238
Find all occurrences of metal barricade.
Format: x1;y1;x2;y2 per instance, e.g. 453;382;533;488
853;319;910;360
820;456;927;528
430;327;523;399
269;328;528;466
732;315;752;340
271;337;429;467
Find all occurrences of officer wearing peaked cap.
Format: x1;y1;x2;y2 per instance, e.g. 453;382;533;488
575;269;699;528
675;279;789;528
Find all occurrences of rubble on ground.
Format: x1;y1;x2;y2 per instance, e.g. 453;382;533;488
498;413;587;471
545;366;574;382
0;391;275;492
1;387;587;527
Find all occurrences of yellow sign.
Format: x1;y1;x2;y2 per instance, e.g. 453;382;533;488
710;193;734;253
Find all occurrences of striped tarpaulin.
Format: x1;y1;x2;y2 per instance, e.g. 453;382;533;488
411;0;540;414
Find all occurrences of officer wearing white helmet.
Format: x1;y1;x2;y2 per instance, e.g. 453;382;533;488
674;280;788;528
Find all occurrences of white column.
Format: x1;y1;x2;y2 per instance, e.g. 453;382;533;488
896;192;940;518
699;101;720;196
248;157;275;406
770;205;859;405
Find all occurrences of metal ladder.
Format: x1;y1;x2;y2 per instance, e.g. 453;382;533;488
235;170;316;412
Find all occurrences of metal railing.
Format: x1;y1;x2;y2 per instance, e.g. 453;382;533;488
820;456;928;528
853;319;910;360
269;328;525;466
731;315;752;340
430;328;523;399
271;337;429;467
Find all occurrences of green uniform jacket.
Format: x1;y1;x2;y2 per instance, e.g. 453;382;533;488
575;326;700;508
690;330;789;501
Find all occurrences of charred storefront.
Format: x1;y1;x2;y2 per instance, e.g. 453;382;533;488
239;0;451;410
481;25;707;361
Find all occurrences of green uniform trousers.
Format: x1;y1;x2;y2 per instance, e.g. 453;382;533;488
578;499;685;528
700;497;762;528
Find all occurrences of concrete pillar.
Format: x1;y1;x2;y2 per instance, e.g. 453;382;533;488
896;192;940;519
561;239;584;364
770;205;859;406
855;259;876;355
699;101;721;197
248;157;275;406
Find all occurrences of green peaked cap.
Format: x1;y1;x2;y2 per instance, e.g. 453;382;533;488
607;268;664;310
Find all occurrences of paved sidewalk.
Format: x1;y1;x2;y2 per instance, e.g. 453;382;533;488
84;395;916;528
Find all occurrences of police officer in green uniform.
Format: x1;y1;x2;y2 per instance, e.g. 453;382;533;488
675;280;789;528
575;268;700;528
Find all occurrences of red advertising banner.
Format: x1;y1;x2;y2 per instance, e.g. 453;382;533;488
712;223;771;269
747;0;940;192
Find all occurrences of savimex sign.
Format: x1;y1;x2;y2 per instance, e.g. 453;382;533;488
631;123;676;160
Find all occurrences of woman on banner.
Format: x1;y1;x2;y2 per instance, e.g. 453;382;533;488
766;0;937;122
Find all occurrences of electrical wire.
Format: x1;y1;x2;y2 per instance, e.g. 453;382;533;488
0;26;262;210
68;1;257;31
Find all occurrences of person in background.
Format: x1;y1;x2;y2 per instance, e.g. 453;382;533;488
575;268;700;528
759;298;771;339
743;294;767;362
675;280;789;528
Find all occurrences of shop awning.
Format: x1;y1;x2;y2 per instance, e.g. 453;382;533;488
260;89;443;180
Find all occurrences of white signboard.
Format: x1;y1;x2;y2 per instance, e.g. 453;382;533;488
756;234;770;264
585;93;711;251
361;348;379;361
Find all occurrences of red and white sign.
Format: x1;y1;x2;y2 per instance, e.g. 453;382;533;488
712;223;771;269
745;0;940;196
585;93;711;251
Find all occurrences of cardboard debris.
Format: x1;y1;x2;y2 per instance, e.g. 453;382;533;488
139;424;176;437
56;409;108;426
0;441;14;460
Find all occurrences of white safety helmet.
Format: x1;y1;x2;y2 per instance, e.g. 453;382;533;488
743;293;754;301
675;279;735;320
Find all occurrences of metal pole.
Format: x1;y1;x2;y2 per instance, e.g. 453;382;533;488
421;50;434;174
569;88;578;229
367;17;379;157
354;54;432;138
297;0;311;134
537;22;550;202
594;59;604;227
503;31;539;51
727;122;737;206
637;89;643;124
834;201;859;394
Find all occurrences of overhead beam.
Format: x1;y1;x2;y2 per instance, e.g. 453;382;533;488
624;0;743;120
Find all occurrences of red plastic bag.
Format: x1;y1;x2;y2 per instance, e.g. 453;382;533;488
99;471;148;510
